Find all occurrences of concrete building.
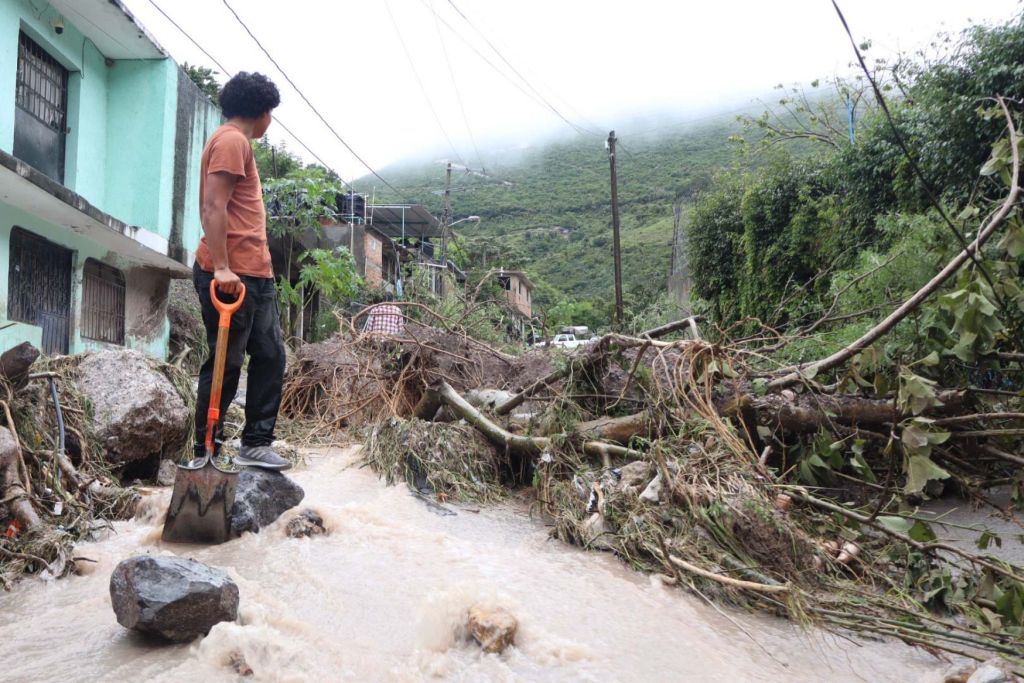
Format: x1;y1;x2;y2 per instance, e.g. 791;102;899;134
0;0;220;358
497;269;533;319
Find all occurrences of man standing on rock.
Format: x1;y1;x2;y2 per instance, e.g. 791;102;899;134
192;72;290;471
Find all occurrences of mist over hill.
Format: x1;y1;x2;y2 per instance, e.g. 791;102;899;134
357;108;753;324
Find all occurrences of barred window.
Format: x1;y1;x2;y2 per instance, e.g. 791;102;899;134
82;260;126;345
14;32;68;182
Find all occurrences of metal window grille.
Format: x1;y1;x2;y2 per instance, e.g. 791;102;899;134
15;32;68;132
82;259;126;345
8;228;72;355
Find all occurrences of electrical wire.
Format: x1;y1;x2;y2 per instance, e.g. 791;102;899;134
417;0;586;136
443;0;599;138
144;0;426;239
219;0;408;200
429;0;486;171
381;0;466;168
145;0;356;191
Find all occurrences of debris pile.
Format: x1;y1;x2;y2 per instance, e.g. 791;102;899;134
0;344;194;587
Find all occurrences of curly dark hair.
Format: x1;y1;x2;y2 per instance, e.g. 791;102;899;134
219;72;280;119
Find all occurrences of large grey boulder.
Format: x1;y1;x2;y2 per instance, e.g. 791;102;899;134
110;556;238;642
77;350;189;464
230;468;305;536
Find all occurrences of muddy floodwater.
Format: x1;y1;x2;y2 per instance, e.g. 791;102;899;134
0;447;952;682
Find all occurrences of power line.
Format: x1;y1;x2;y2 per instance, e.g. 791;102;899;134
145;0;355;191
219;0;408;200
429;0;485;171
443;0;598;138
381;0;466;168
144;0;423;240
417;0;586;136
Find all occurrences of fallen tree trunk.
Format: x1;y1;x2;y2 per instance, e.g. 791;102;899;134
433;382;643;461
571;411;656;445
746;390;966;433
0;427;40;530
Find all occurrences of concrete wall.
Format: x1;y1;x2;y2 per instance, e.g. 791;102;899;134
1;2;111;200
364;231;384;287
0;199;170;358
103;58;179;238
0;3;227;358
171;70;222;263
1;2;215;252
505;275;532;318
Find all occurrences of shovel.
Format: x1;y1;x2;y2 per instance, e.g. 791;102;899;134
162;280;246;544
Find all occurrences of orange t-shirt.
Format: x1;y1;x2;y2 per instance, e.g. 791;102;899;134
195;124;273;278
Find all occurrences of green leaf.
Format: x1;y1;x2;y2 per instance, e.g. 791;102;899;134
877;515;914;534
850;449;877;483
904;454;951;496
919;351;941;367
908;520;937;543
976;529;1003;550
752;378;768;396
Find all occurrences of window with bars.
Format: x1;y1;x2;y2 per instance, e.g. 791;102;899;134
8;228;73;355
13;31;69;183
82;260;126;345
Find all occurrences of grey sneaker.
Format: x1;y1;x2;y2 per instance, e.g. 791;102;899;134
235;445;292;471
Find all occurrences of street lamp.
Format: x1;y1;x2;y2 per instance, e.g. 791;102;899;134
450;215;480;227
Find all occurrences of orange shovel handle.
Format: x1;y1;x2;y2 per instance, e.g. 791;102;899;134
204;280;246;457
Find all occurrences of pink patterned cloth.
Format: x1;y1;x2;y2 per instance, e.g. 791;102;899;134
365;304;404;336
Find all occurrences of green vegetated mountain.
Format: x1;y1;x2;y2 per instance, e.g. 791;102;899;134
357;113;749;325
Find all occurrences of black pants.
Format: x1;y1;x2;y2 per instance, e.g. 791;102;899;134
193;263;286;456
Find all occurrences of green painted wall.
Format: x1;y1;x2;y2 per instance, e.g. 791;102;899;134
1;2;110;201
181;77;223;254
103;58;179;239
0;201;169;359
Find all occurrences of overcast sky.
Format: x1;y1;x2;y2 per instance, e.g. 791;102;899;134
122;0;1021;181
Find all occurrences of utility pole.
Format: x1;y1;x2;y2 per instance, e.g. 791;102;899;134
439;161;453;295
607;131;624;328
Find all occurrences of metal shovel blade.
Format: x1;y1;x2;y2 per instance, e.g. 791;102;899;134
161;460;238;544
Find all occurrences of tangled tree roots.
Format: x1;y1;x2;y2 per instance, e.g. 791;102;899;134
365;417;517;503
0;350;192;587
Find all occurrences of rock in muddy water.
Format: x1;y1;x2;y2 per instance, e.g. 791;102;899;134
77;350;188;464
967;659;1019;683
109;556;238;642
467;606;518;654
156;459;179;486
285;508;327;538
230;468;305;536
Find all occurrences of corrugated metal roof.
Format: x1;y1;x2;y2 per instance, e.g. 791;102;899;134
367;204;443;238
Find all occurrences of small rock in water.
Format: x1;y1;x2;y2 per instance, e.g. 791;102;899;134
467;606;518;654
230;468;305;536
229;651;254;677
156;459;178;487
967;659;1019;683
109;556;238;642
285;508;327;538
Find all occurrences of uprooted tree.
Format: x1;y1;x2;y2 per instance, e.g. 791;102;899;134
279;60;1024;668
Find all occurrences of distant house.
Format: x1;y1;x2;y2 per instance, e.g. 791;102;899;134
0;0;221;358
497;270;533;319
269;197;466;340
